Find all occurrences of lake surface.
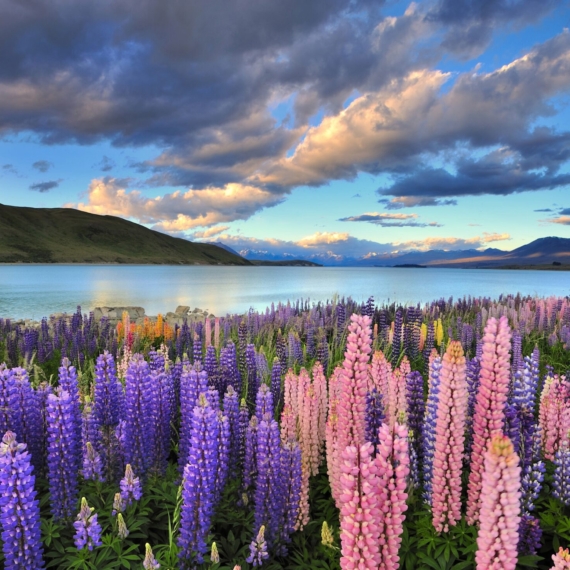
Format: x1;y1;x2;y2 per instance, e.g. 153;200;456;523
0;265;569;320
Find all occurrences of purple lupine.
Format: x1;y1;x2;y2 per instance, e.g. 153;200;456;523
276;330;288;371
124;355;154;479
247;525;269;567
406;370;425;464
223;386;240;474
518;515;542;557
278;441;302;554
554;444;570;506
305;322;315;360
178;394;219;566
143;543;160;570
82;442;104;482
192;329;202;366
336;304;346;340
93;351;123;480
46;390;80;520
151;369;174;477
511;330;522;375
246;344;259;410
422;355;441;504
0;365;17;436
36;382;53;477
504;404;522;456
10;369;43;474
364;388;384;450
255;384;274;420
270;358;282;410
215;412;230;498
392;308;403;363
57;359;82;474
238;398;250;469
0;431;44;569
220;341;241;396
73;497;102;551
243;415;259;505
205;386;220;410
256;350;269;385
120;464;143;508
204;345;220;393
423;322;435;371
252;414;282;548
464;356;480;461
316;331;329;373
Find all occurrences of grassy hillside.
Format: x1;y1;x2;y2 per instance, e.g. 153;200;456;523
0;203;250;265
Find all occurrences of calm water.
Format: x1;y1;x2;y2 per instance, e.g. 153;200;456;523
0;265;569;320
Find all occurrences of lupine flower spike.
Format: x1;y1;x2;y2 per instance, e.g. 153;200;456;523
74;497;103;551
552;548;570;569
143;543;160;570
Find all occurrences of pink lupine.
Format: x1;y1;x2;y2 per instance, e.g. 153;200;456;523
338;443;380;569
369;350;391;396
552;547;570;569
399;356;411;378
431;341;468;533
280;404;296;444
205;317;212;347
336;314;373;461
387;369;407;426
375;422;409;570
214;318;220;349
313;362;328;464
466;315;512;525
539;374;570;460
475;435;521;570
326;367;343;505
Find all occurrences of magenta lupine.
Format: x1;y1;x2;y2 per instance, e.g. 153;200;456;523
475;435;521;570
431;341;468;533
539;374;570;460
375;422;409;570
336;314;372;465
325;367;343;506
0;431;44;569
467;315;512;525
73;497;102;551
338;442;380;569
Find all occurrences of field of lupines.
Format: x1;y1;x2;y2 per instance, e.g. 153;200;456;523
1;294;570;569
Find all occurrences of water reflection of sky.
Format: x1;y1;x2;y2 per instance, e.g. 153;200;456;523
1;265;569;320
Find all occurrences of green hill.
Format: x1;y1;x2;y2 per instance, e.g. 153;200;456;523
0;203;250;265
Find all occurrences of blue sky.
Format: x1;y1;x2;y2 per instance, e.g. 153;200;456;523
1;0;570;262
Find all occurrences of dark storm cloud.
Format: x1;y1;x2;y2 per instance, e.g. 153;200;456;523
427;0;560;57
32;160;53;172
378;154;570;201
559;207;570;215
29;180;61;192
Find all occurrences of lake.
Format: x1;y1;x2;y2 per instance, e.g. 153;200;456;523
0;264;569;320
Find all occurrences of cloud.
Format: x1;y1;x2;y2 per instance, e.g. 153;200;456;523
32;160;53;172
296;232;350;247
352;193;362;198
94;156;116;172
534;208;553;212
427;0;559;57
559;207;570;215
29;180;61;192
339;211;442;227
379;197;458;209
188;225;230;239
71;177;285;230
391;232;512;251
543;215;570;225
1;163;19;176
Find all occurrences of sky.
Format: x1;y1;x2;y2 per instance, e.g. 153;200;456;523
1;0;570;263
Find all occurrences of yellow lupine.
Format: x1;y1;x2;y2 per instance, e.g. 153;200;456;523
435;318;444;346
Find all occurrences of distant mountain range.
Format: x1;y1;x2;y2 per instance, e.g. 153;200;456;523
1;203;568;268
237;237;570;268
0;203;249;265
